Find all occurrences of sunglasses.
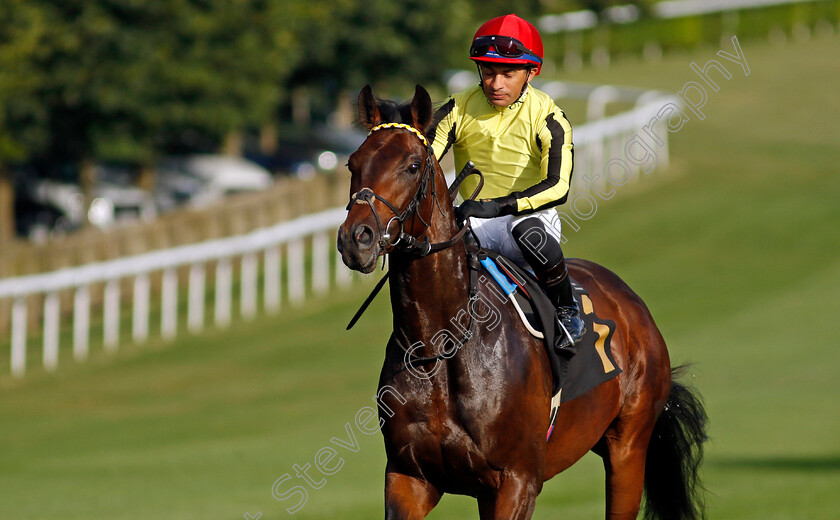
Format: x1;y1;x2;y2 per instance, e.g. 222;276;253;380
469;35;542;63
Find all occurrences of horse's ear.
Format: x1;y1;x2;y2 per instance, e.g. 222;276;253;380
410;84;433;134
357;84;382;130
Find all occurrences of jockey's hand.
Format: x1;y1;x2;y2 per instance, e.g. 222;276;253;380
455;196;518;225
455;199;500;225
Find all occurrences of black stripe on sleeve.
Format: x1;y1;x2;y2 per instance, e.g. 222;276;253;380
510;112;571;208
527;147;574;212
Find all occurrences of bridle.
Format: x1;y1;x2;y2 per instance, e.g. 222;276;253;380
346;122;472;257
345;122;485;369
343;122;483;335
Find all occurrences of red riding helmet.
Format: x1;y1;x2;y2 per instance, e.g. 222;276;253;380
469;14;544;75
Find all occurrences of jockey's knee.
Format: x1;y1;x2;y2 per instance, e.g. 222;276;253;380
512;217;564;268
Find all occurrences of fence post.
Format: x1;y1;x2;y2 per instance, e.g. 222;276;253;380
241;253;258;320
215;257;233;328
636;92;672;172
103;279;120;352
264;246;281;313
188;263;206;334
73;286;90;361
43;292;60;371
133;274;150;344
11;297;27;377
312;232;330;295
587;85;620;121
161;268;178;341
288;239;305;305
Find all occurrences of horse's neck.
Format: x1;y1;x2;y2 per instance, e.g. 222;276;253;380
388;183;470;347
389;244;470;341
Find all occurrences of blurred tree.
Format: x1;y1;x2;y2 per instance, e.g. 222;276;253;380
143;0;299;155
283;0;475;123
279;0;660;123
0;0;47;243
3;0;296;226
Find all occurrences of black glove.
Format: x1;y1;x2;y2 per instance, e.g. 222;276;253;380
455;195;518;225
456;199;500;224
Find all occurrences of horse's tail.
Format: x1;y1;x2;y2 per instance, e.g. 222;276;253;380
643;365;709;520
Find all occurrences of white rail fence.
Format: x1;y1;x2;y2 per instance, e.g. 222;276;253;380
0;208;353;377
1;84;679;377
539;81;680;196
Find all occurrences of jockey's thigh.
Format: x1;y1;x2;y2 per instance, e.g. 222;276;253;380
468;208;563;268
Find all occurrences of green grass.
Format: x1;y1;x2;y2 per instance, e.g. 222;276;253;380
2;33;840;519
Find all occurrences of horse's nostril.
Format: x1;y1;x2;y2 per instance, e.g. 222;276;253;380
355;225;375;249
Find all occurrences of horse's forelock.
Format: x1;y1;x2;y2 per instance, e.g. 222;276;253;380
375;99;414;125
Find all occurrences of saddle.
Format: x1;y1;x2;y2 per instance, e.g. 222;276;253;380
470;248;623;439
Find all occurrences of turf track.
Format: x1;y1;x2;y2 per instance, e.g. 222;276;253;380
1;33;839;519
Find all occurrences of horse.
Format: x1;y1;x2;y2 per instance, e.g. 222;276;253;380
337;84;707;520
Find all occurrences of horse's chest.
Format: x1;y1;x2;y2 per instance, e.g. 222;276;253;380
379;356;523;487
384;397;499;488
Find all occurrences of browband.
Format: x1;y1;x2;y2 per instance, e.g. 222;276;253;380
368;123;429;147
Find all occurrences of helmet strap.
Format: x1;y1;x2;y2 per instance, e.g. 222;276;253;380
516;65;537;101
475;63;534;107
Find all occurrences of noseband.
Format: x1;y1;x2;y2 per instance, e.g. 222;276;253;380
346;123;443;256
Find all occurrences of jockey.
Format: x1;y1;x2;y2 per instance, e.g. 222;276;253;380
431;13;585;350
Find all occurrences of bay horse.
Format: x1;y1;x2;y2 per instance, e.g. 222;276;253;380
337;84;707;520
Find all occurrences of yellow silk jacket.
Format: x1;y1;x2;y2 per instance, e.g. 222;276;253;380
431;84;574;213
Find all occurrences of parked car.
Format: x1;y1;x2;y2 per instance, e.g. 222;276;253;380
13;163;157;241
13;179;79;241
244;124;366;178
93;164;158;223
153;154;273;212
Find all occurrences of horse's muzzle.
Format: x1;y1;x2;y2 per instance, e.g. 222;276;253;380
338;223;380;274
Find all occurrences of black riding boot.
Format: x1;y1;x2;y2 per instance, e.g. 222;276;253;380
512;217;585;351
536;259;585;351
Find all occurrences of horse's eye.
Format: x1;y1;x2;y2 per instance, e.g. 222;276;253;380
407;162;421;175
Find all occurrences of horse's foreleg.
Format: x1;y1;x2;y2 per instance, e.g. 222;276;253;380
384;470;441;520
477;473;541;520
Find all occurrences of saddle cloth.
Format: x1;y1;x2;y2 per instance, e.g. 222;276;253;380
476;250;622;440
